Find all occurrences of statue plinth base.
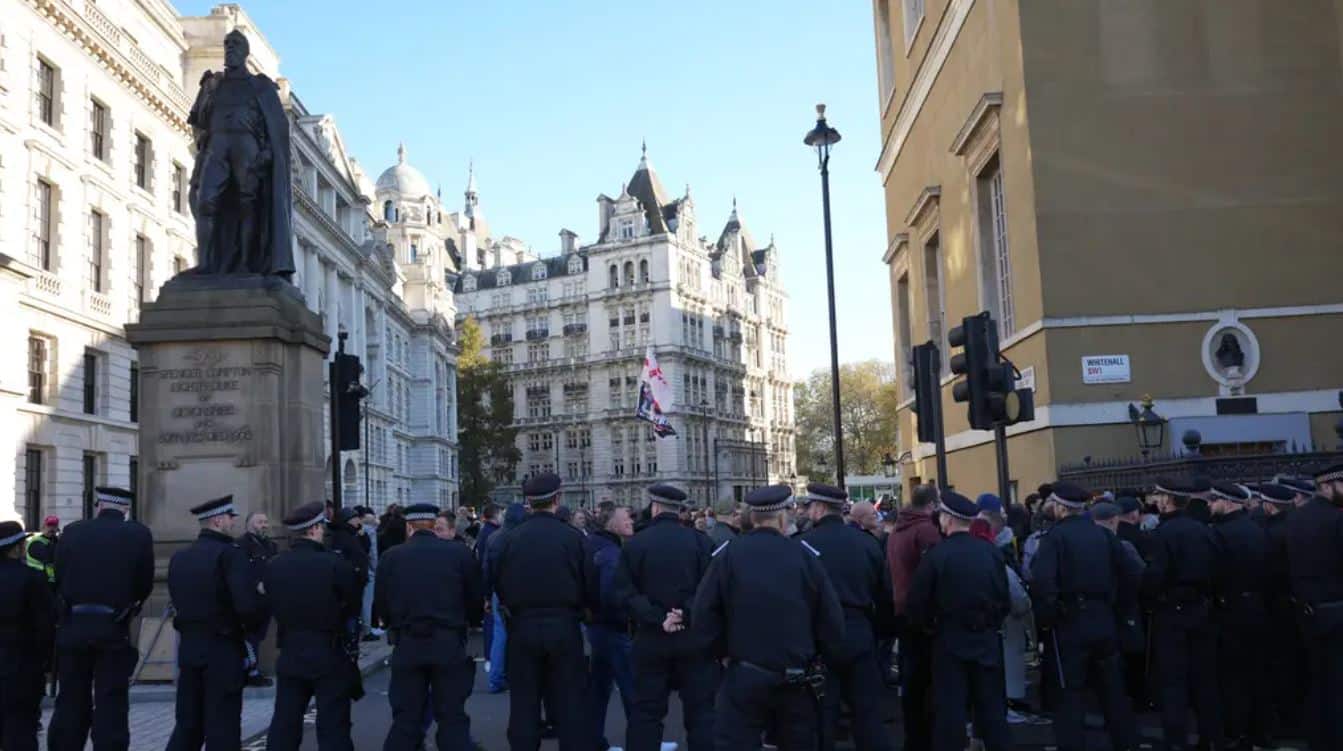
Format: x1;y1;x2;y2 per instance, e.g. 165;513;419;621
125;275;329;676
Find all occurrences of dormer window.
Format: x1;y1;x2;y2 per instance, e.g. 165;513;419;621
463;275;477;291
497;269;512;286
568;256;583;275
532;263;547;281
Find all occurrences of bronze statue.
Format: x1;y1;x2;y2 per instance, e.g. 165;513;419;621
1215;332;1246;371
186;30;293;278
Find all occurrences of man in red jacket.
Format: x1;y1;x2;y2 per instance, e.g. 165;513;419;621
888;483;942;751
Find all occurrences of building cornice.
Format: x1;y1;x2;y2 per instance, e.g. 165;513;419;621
903;186;941;227
882;232;910;266
949;92;1003;155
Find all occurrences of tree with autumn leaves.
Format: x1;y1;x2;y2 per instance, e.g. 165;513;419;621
793;360;901;479
457;316;520;506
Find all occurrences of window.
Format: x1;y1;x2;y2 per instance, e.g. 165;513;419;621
568;256;583;275
903;0;925;48
88;210;105;292
34;179;54;271
36;58;56;127
173;255;188;275
623;261;635;286
23;448;43;531
129;362;139;422
608;264;619;289
134;133;151;191
134;234;148;304
463;275;477;292
129;456;139;518
639;259;649;283
90;99;108;161
173;163;186;213
532;263;547;280
876;0;896;102
496;269;511;286
383;200;394;222
27;336;48;405
923;233;946;373
896;272;913;395
977;157;1015;337
83;350;99;414
82;452;98;519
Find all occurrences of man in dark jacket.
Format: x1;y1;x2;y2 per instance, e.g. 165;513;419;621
240;512;278;687
1254;482;1306;743
586;504;635;750
326;509;369;602
886;483;941;751
377;504;407;555
0;520;54;751
475;504;501;659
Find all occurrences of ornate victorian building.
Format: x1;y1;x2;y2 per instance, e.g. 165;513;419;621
1;1;459;524
455;149;794;509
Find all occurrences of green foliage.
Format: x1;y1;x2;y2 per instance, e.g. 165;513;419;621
794;360;900;478
457;317;520;506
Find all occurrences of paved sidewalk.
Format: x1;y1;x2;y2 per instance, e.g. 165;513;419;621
37;639;391;750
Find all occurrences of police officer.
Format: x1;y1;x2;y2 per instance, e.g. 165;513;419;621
797;483;894;751
691;484;844;751
0;521;54;751
1207;481;1271;750
374;502;482;750
1278;475;1315;508
906;490;1011;751
1252;482;1305;742
491;473;596;751
165;495;266;751
611;484;717;751
264;502;361;751
1029;482;1139;751
48;486;154;751
1284;463;1343;750
1142;478;1222;751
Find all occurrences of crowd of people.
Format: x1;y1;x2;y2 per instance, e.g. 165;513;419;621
0;460;1340;751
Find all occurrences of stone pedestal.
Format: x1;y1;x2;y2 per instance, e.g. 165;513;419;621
125;275;329;673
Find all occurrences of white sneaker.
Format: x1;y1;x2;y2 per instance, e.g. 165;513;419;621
1006;709;1030;724
370;627;386;637
660;743;679;751
483;661;491;673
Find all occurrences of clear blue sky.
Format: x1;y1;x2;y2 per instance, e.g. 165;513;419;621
176;0;894;377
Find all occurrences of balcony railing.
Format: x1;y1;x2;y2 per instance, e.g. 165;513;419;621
525;329;549;341
85;289;112;318
490;333;513;345
563;323;588;336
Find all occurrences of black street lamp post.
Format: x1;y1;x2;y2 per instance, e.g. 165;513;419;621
1128;395;1167;459
804;103;846;489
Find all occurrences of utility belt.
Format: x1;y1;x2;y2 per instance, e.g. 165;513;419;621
503;606;579;623
1157;586;1211;610
1215;591;1265;609
1057;593;1111;619
1298;599;1343;638
732;658;826;695
278;629;341;650
67;603;139;625
389;622;465;645
173;619;242;640
942;609;1002;633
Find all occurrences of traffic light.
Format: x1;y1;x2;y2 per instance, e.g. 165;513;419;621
949;311;1035;430
334;351;368;451
911;342;941;443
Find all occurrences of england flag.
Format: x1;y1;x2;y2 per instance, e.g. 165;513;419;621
636;347;677;438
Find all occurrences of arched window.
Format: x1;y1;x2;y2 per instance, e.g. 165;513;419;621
410;243;418;262
639;259;649;284
623;261;635;286
609;264;619;289
383;200;394;221
531;263;547;281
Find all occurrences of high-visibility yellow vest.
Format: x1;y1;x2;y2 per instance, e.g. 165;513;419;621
24;534;55;584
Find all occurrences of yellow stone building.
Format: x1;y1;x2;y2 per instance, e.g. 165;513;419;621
873;0;1343;499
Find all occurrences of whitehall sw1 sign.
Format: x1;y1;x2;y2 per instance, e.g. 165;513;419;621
1081;355;1131;384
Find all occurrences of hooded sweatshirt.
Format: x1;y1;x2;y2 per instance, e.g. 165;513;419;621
887;507;941;616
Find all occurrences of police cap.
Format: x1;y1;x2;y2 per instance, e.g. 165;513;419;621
938;490;979;521
744;484;795;512
1116;496;1141;515
1091;502;1121;522
283;502;326;532
0;521;24;550
1190;476;1214;496
1210;481;1251;503
1277;476;1315;497
404;503;438;522
522;472;562;504
1313;462;1343;486
805;482;847;507
1048;482;1089;509
648;484;689;509
94;486;134;508
189;495;237;521
1153;476;1193;498
1253;483;1296;505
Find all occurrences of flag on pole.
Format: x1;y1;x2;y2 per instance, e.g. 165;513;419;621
636;346;677;438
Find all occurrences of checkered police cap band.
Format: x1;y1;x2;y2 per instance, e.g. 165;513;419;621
196;503;235;520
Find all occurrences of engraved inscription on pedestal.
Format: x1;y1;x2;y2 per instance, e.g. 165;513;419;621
156;348;254;449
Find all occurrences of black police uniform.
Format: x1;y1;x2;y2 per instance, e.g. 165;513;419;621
1029;484;1140;751
906;491;1011;751
48;487;154;751
165;496;266;751
1208;482;1272;749
1253;483;1306;740
1141;478;1222;751
797;484;894;751
0;522;54;751
264;503;361;751
1283;464;1343;751
375;503;483;751
691;484;844;751
490;474;597;751
611;484;717;751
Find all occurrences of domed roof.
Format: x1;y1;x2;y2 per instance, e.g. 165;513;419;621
376;143;432;198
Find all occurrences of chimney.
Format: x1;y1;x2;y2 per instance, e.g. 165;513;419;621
559;229;579;254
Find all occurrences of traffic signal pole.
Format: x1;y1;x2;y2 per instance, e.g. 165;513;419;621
329;332;346;512
933;393;949;491
994;423;1011;509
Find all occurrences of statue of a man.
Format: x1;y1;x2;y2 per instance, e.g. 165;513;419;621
187;29;293;278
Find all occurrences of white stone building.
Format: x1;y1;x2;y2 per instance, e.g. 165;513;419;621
455;149;795;509
0;1;458;526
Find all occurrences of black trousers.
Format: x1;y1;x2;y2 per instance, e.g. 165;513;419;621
267;672;353;751
1048;628;1135;751
1150;611;1221;751
505;614;587;751
821;649;892;751
1303;633;1343;751
47;643;137;751
714;663;818;751
0;667;43;751
384;656;473;751
930;647;1009;751
164;636;246;751
1264;599;1306;739
1217;606;1269;746
627;632;718;751
898;632;934;751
